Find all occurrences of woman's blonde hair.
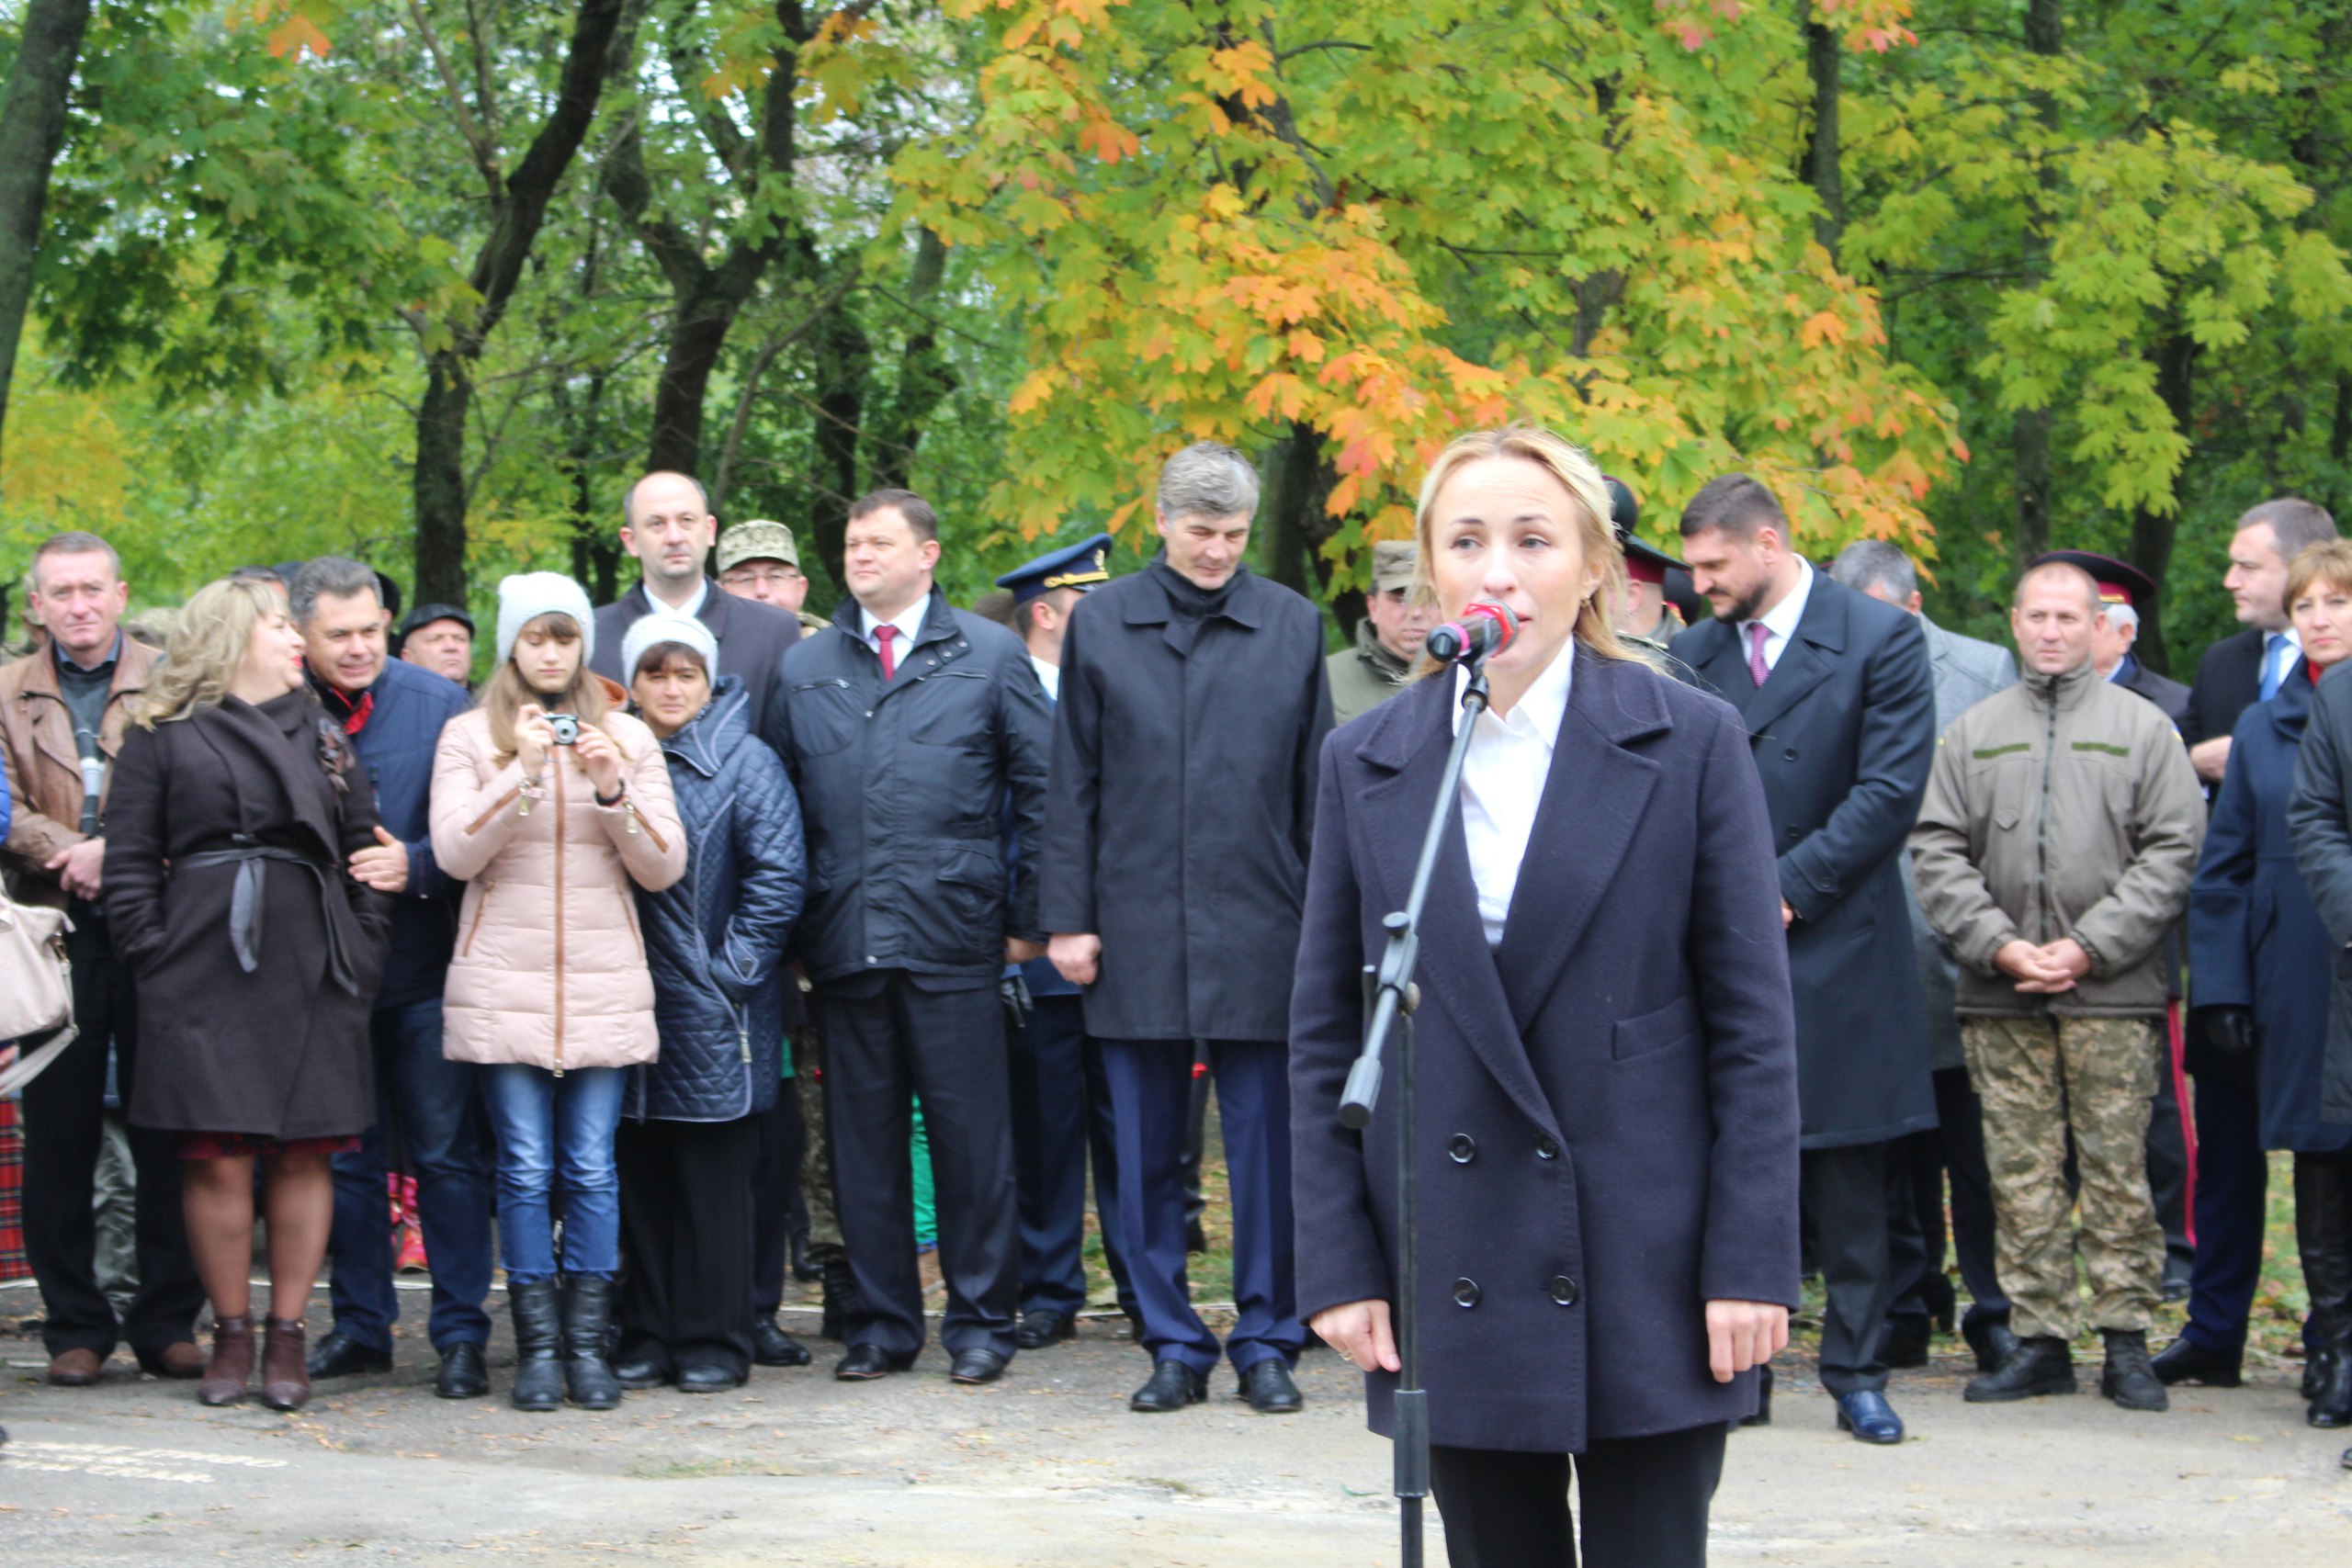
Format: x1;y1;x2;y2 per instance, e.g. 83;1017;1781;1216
134;577;289;728
1409;425;1640;671
2285;539;2352;614
478;612;616;761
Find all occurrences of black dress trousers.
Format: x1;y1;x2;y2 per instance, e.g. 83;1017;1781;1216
1800;1140;1894;1395
817;971;1020;1359
1428;1423;1728;1568
22;919;204;1361
616;1113;762;1377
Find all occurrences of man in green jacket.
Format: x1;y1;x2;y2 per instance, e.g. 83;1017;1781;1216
1327;540;1430;726
1910;558;2205;1414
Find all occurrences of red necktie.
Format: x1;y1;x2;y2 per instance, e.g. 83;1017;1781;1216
876;624;899;681
1747;622;1770;688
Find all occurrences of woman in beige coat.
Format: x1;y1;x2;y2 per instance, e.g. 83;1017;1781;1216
430;572;684;1412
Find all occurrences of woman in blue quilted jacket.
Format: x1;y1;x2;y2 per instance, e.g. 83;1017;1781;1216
613;612;807;1392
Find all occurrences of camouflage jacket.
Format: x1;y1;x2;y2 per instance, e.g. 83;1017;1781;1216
1910;659;2205;1017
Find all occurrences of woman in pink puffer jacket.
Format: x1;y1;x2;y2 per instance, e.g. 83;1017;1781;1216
430;573;684;1413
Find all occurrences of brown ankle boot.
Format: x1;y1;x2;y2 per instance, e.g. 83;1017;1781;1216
198;1315;255;1406
259;1318;311;1412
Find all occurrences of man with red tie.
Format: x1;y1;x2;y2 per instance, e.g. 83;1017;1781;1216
761;489;1055;1389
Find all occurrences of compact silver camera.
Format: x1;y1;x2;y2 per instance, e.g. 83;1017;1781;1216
547;714;582;746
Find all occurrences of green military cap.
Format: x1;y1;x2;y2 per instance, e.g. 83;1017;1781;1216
718;519;803;574
1371;539;1418;594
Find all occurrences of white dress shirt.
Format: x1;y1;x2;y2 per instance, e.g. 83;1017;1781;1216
1030;654;1061;703
1742;558;1815;675
2263;626;2305;697
1453;640;1575;947
860;601;930;671
648;575;709;620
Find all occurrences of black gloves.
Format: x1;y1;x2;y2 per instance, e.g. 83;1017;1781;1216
2192;1004;2256;1058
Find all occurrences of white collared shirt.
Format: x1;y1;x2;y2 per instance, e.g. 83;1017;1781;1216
1030;654;1061;703
2265;626;2306;694
1453;640;1575;947
1742;558;1815;675
647;575;708;620
861;601;930;671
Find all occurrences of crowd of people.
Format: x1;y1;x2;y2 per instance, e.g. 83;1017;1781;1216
5;433;2352;1533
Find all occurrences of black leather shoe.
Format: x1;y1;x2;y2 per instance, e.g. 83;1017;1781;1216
752;1318;812;1368
435;1342;490;1400
949;1348;1010;1385
1239;1359;1303;1414
676;1362;747;1393
2151;1336;2242;1388
1185;1218;1209;1256
1016;1309;1076;1350
2304;1347;2333;1404
2101;1330;2168;1412
1965;1335;2078;1402
1882;1314;1931;1371
1129;1358;1207;1413
612;1343;674;1390
305;1331;392;1379
1962;1314;2019;1375
1736;1362;1772;1427
1834;1389;1904;1444
1919;1272;1958;1335
834;1343;916;1382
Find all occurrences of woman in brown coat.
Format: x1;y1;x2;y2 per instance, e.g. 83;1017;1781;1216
105;578;401;1411
430;572;684;1412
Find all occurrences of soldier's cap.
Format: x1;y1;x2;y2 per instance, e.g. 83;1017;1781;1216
1603;475;1687;585
400;601;475;638
996;533;1114;604
717;520;803;574
1368;539;1418;594
2030;549;2151;608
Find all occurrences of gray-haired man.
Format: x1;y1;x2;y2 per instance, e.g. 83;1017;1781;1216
1042;441;1333;1416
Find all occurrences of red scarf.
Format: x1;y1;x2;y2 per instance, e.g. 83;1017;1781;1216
313;678;374;735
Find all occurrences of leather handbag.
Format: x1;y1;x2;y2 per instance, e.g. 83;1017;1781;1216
0;889;75;1058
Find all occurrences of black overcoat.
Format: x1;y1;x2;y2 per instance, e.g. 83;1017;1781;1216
1039;563;1332;1043
104;691;393;1138
592;578;801;739
1669;570;1938;1147
1290;653;1802;1454
2287;661;2352;1126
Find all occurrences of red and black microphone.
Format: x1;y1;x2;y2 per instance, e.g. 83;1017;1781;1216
1424;600;1519;665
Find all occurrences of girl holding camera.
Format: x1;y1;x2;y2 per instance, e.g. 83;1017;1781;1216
430;573;684;1411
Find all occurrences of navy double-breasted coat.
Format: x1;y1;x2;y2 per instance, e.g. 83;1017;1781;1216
1289;651;1802;1454
1670;570;1939;1148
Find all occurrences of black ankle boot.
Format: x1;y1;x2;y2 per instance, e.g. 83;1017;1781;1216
560;1276;624;1411
2296;1155;2352;1428
2101;1329;2168;1412
819;1253;858;1343
1964;1335;2077;1403
508;1280;564;1413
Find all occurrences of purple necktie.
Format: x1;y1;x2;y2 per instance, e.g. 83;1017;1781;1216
1747;622;1770;688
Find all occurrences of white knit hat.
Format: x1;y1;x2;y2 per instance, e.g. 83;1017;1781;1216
619;610;719;682
495;572;596;666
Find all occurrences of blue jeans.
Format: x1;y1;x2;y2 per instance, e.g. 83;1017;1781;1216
327;999;495;1352
481;1064;626;1283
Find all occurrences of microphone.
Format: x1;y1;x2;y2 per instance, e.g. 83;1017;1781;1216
1424;601;1518;664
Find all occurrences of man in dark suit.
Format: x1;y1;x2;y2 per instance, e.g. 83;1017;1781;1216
1042;442;1332;1417
588;471;801;735
2163;497;2342;1387
1670;476;1938;1444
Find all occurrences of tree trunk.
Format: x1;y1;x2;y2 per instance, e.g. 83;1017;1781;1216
1259;420;1337;604
1803;17;1842;255
0;0;96;492
2127;331;2196;677
808;297;871;595
868;227;955;491
410;0;626;606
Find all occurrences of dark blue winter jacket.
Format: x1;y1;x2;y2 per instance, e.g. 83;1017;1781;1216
628;676;806;1122
341;657;473;1011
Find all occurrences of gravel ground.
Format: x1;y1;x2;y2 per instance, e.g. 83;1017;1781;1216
4;1289;2348;1565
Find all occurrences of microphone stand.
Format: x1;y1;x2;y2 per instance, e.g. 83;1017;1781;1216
1340;655;1490;1568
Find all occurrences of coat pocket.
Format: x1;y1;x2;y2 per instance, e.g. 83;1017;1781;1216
460;879;497;958
1612;994;1702;1063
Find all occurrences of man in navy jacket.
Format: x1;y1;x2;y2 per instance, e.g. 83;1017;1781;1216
291;558;491;1399
1671;477;1938;1445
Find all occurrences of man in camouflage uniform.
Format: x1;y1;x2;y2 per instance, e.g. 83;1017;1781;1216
1325;540;1430;725
1910;558;2205;1412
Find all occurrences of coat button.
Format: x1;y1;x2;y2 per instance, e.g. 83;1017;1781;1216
1535;1135;1560;1161
1448;1134;1476;1164
1782;747;1798;761
1452;1278;1481;1308
1549;1276;1580;1307
1787;825;1802;840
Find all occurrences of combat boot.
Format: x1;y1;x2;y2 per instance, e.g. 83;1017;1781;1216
2100;1330;2168;1412
1963;1335;2077;1403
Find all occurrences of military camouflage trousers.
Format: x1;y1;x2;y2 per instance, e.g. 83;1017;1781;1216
792;1021;844;1257
1961;1014;2165;1339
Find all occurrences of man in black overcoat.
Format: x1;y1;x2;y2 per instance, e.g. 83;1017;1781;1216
589;471;801;736
1042;442;1333;1416
2161;498;2341;1389
1669;475;1938;1444
761;488;1053;1387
